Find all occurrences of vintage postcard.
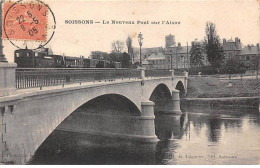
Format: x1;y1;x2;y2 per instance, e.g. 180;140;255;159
0;0;259;165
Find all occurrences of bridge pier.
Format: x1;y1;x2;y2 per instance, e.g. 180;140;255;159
171;89;182;114
154;89;182;115
138;100;158;142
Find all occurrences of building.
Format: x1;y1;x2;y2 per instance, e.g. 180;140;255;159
165;34;176;48
236;44;260;70
133;47;164;63
165;42;191;69
145;42;192;70
223;37;242;61
141;60;152;69
146;52;168;69
222;37;259;70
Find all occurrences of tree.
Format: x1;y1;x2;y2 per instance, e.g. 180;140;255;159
95;61;104;68
90;51;110;60
190;39;204;68
126;36;134;63
109;52;121;62
126;36;133;54
133;62;140;68
111;40;124;53
204;22;224;68
121;52;131;68
107;61;116;68
219;59;246;74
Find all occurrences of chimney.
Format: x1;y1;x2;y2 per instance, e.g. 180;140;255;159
235;37;239;43
223;38;226;43
178;42;181;48
257;43;259;48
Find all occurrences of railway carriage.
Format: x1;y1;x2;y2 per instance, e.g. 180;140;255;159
14;48;122;68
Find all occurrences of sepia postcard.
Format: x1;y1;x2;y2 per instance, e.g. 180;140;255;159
0;0;259;165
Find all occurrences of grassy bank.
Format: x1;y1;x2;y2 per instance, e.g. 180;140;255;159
186;76;260;98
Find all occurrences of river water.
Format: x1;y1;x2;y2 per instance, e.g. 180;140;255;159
29;106;260;165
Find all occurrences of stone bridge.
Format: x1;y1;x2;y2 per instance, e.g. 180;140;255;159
0;64;188;164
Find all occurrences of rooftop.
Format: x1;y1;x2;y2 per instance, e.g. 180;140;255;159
165;45;191;54
223;40;242;51
146;52;166;60
237;45;259;56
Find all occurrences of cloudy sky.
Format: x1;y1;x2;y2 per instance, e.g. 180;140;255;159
3;0;259;62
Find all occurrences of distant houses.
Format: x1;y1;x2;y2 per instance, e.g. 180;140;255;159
222;37;259;70
145;52;168;69
222;37;242;60
236;44;260;70
139;35;259;70
164;42;192;69
144;42;195;70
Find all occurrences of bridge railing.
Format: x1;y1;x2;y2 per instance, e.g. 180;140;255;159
15;68;140;89
145;69;172;78
15;68;187;89
174;69;186;76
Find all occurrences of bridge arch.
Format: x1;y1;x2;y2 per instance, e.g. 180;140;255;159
175;80;186;98
34;93;141;157
73;93;141;115
149;83;172;102
51;92;142;132
148;83;172;114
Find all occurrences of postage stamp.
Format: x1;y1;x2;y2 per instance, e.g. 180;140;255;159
1;0;56;49
3;0;47;41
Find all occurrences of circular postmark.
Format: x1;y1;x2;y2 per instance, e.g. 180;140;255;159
2;0;56;49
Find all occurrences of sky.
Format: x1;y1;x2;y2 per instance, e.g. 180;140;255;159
2;0;260;62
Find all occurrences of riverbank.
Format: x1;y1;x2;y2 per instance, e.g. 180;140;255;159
186;76;259;98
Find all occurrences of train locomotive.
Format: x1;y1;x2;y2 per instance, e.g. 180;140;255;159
14;47;122;68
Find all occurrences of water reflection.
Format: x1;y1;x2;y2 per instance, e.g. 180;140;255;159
30;107;260;165
208;117;222;142
155;140;179;165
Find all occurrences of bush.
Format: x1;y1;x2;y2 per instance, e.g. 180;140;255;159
219;59;246;74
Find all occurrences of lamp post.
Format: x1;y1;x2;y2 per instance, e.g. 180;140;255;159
175;46;178;70
131;46;134;64
99;56;104;68
166;49;173;70
228;65;231;79
170;50;173;70
0;0;7;62
181;55;184;69
257;44;259;80
138;32;143;67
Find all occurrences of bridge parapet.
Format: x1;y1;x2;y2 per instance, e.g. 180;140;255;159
0;63;17;97
14;68;187;90
15;68;141;89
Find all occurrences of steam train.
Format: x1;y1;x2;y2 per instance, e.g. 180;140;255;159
14;48;122;68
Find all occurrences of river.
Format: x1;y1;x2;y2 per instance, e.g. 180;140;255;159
29;106;260;165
